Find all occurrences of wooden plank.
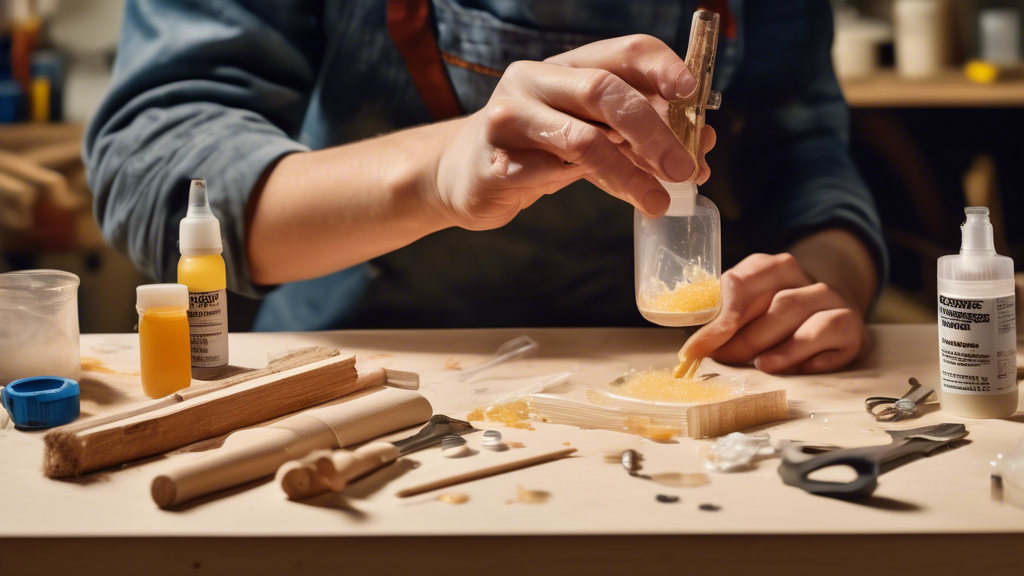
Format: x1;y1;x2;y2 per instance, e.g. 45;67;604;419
685;389;788;438
59;346;341;435
43;354;360;477
841;68;1024;108
0;123;83;150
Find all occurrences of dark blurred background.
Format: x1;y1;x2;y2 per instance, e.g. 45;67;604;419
0;0;1022;332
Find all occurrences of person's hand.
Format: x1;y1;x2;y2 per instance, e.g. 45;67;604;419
680;253;870;374
430;35;716;231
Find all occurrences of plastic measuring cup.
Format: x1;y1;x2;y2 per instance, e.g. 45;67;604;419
0;269;81;386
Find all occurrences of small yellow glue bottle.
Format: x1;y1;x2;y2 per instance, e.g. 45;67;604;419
137;284;192;398
177;178;229;379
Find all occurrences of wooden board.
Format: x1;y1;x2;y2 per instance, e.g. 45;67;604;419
686;389;788;438
43;354;359;477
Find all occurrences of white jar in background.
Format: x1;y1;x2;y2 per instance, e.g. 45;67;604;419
833;10;893;79
980;8;1021;66
895;0;951;78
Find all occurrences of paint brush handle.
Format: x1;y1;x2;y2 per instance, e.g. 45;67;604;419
278;442;400;500
395;447;577;498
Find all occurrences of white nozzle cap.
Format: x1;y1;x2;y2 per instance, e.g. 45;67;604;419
179;179;223;256
658;179;697;216
136;283;189;315
961;207;996;255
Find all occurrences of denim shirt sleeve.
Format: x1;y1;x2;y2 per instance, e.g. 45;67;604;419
83;0;320;298
729;3;889;294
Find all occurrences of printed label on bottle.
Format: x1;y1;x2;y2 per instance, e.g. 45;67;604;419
187;289;228;369
938;292;1016;395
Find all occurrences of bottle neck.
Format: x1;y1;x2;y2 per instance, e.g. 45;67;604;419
659;180;697;217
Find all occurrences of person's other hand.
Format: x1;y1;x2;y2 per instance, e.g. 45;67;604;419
430;35;716;231
680;253;869;374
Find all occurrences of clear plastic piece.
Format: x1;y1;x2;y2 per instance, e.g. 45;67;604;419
701;432;775;472
635;195;722;326
453;335;539;382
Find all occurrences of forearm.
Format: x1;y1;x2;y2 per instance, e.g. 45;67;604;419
246;119;464;285
787;228;878;317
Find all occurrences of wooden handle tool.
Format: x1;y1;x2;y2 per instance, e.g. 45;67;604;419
277;414;476;500
279;443;400;499
668;10;721;165
151;386;432;508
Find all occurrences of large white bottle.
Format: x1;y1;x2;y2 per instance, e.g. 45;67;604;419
937;207;1017;418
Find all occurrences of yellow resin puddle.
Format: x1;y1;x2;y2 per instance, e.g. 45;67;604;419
467;399;534;430
623;415;681;441
613;368;736;404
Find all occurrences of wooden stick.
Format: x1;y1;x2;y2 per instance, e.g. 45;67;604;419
21;141;83;169
44;355;361;478
396;447;577;498
0;149;78;209
0;169;36;230
668;10;719;167
60;346;341;435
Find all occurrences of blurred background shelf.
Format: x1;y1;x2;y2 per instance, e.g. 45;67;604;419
842;68;1024;108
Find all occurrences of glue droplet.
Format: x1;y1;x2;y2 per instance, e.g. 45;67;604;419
438;493;469;505
656;494;680;503
699;503;721;512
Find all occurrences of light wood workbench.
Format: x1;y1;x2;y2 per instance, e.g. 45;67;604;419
3;325;1024;575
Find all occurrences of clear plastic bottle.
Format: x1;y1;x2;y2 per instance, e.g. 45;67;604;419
178;179;229;379
937;207;1017;418
634;182;722;327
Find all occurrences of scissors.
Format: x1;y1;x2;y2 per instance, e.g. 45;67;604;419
864;378;934;422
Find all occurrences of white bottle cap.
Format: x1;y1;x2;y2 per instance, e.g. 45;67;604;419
961;207;996;256
136;283;189;315
179;179;223;256
658;179;697;217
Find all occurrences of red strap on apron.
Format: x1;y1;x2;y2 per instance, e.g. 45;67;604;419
387;0;464;121
698;0;737;39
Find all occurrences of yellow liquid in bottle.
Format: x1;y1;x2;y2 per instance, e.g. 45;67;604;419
177;254;226;292
177;254;228;378
139;307;192;398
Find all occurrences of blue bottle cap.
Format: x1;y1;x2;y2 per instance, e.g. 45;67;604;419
1;376;80;430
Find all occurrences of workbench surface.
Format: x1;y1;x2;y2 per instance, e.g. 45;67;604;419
3;325;1024;574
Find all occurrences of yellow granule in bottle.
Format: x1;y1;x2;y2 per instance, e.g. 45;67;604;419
639;278;722;313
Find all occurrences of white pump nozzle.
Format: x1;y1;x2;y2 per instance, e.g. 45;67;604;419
179;179;223;256
960;207;996;256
